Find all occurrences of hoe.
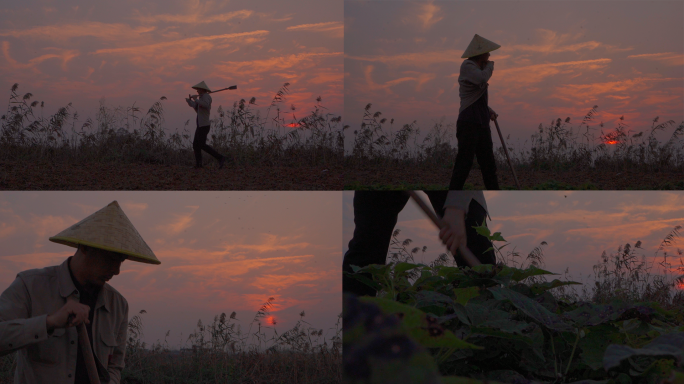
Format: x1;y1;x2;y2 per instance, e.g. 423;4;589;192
407;191;481;267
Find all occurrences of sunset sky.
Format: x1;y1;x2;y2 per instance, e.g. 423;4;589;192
0;191;342;348
343;191;684;291
344;1;683;150
0;0;342;134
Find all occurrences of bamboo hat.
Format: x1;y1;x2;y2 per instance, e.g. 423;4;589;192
191;81;211;92
461;34;501;59
49;201;160;265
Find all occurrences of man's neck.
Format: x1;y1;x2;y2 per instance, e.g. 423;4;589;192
68;257;98;295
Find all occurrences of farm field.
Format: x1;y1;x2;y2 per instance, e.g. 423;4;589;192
345;105;684;190
344;225;684;384
0;160;342;190
1;84;343;190
0;303;342;384
344;164;684;190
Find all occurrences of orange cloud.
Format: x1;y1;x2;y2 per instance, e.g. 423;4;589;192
0;22;156;43
220;234;310;254
91;31;270;64
250;270;336;291
121;202;149;216
495;58;612;85
549;77;673;104
2;41;79;72
417;3;443;30
0;222;16;238
507;29;633;55
166;254;314;277
286;22;343;38
132;9;253;24
156;206;199;235
628;52;684;67
217;51;342;76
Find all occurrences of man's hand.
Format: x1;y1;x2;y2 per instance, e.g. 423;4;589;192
46;301;90;332
439;207;467;255
490;112;498;121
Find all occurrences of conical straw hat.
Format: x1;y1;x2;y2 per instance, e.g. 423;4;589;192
49;201;160;265
191;81;211;92
461;34;501;58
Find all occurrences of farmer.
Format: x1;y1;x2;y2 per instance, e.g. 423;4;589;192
0;201;161;384
342;191;496;297
186;80;226;169
449;34;502;190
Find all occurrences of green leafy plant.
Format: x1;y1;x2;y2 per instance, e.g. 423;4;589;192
344;226;684;384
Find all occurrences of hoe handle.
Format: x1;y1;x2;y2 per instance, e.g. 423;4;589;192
406;191;481;267
493;119;522;190
77;323;101;384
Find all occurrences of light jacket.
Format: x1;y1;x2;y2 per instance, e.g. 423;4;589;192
186;93;212;127
0;258;128;384
458;59;496;116
444;190;488;218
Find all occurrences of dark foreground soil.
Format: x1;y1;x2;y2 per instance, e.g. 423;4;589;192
345;165;684;190
0;160;343;190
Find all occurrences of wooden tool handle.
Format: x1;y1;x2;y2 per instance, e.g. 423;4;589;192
406;191;481;267
77;323;101;384
493;119;522;190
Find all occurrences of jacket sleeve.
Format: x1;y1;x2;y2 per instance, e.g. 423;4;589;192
107;299;128;384
0;276;50;357
460;60;494;86
196;94;212;110
444;191;487;215
186;98;197;109
488;106;497;116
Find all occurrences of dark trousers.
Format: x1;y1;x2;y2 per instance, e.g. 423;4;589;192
342;191;496;297
193;125;223;167
449;120;500;190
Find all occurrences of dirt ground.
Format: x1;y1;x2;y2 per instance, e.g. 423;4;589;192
0;160;343;190
345;165;684;190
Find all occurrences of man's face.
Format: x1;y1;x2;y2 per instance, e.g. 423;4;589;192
83;247;126;286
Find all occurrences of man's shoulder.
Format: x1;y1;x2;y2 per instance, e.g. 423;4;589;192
103;283;128;307
16;264;60;281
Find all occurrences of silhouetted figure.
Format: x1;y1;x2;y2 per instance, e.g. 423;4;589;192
186;81;226;169
342;191;496;297
450;34;502;190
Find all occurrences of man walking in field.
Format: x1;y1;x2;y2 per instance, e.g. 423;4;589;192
449;34;501;190
343;191;496;297
0;201;161;384
186;81;227;169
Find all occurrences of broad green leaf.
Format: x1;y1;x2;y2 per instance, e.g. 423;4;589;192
489;287;574;332
394;262;422;276
509;265;558;282
529;279;582;295
603;332;684;370
579;324;618;370
453;286;480;305
359;297;481;350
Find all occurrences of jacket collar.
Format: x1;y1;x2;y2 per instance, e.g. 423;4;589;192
57;257;111;312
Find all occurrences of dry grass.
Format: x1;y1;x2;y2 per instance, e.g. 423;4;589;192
0;298;342;384
1;83;343;168
347;104;684;175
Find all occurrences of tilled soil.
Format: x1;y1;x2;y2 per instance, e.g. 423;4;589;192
345;166;684;190
0;160;343;190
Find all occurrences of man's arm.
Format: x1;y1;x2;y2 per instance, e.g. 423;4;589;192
196;94;212;110
461;60;494;86
186;98;197;109
107;299;128;384
0;276;50;357
443;191;487;215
